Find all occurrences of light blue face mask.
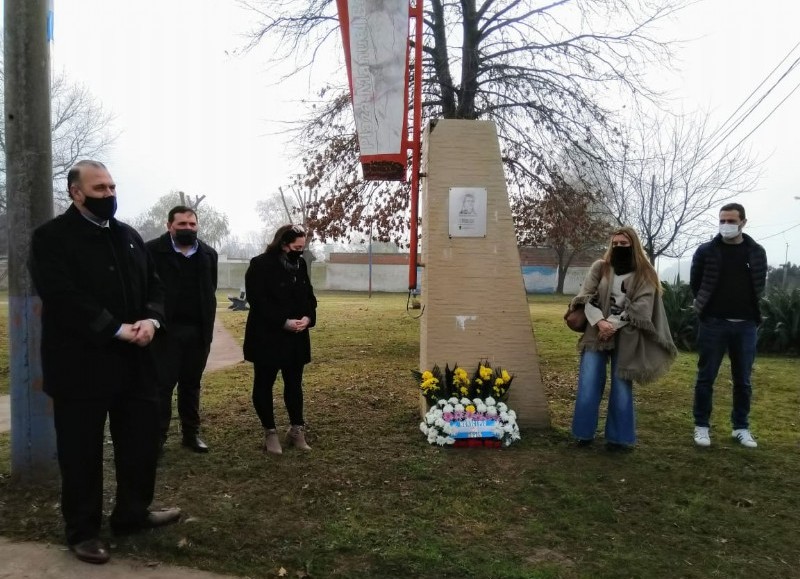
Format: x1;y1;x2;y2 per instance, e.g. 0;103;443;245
719;223;740;239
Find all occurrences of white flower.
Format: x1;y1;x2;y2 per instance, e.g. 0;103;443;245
432;408;443;419
460;397;471;406
419;423;428;435
443;424;455;435
434;418;446;428
442;404;454;413
484;396;497;407
437;399;447;407
428;431;438;444
500;411;509;421
454;404;465;413
426;414;436;425
448;397;459;405
477;403;488;413
508;410;517;420
436;436;448;446
472;398;482;406
486;407;498;417
497;402;508;413
503;423;514;434
444;436;455;445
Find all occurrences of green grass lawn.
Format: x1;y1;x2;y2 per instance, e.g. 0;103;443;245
1;292;799;578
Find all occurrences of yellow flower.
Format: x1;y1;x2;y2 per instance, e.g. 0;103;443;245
479;365;493;381
501;369;511;382
466;405;476;413
460;386;468;396
476;378;483;385
495;377;504;386
422;371;434;381
421;377;439;392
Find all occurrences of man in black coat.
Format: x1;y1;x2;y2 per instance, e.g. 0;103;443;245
146;206;218;454
30;160;180;565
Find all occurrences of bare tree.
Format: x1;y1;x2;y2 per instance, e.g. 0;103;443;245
241;0;685;244
581;111;761;263
1;59;115;250
512;165;612;293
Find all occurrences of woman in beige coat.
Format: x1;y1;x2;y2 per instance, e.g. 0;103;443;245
569;227;677;450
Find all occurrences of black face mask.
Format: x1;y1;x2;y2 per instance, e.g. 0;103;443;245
610;246;634;274
173;229;198;246
82;195;117;221
286;250;303;263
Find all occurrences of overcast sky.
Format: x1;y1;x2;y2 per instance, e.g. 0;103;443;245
2;0;799;266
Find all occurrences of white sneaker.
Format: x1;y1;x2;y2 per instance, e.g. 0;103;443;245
693;426;711;447
732;429;757;448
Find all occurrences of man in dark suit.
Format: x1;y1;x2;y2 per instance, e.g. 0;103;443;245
30;160;180;565
146;206;218;454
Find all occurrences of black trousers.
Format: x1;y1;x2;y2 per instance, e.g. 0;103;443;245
252;362;305;429
156;324;210;437
53;394;160;545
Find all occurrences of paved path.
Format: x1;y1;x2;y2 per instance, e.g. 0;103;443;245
1;314;245;577
0;537;242;578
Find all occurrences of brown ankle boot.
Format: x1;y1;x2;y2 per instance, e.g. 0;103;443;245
287;425;311;451
264;429;282;455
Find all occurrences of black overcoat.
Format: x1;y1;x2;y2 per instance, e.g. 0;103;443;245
243;252;317;366
30;205;165;399
145;232;218;347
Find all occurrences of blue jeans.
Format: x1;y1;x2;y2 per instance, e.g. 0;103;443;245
693;318;757;430
572;349;635;446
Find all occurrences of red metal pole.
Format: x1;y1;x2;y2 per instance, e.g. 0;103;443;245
407;0;423;291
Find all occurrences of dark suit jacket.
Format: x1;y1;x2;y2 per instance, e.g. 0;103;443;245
243;252;317;366
30;205;165;400
145;232;218;347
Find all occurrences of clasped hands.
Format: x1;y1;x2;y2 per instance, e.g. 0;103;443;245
596;319;616;342
116;320;157;346
284;317;310;334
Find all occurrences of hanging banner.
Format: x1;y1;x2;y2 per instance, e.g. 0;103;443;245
336;0;410;181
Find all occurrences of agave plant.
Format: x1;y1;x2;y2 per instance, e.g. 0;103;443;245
758;288;800;354
661;281;698;351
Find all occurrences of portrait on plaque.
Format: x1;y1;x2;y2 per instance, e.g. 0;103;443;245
449;187;487;237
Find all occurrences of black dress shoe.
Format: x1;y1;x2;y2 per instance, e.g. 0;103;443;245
69;538;110;564
181;435;209;453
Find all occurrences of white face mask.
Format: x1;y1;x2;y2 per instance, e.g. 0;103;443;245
719;223;741;239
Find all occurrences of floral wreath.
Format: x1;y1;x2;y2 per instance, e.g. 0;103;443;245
413;362;520;447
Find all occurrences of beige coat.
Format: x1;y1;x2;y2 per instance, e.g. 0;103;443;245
570;260;677;384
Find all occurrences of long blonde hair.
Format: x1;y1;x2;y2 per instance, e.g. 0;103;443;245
602;226;661;294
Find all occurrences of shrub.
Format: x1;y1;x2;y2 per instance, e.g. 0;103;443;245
661;281;698;351
758;287;800;354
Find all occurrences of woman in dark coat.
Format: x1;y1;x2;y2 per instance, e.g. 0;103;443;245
244;224;317;454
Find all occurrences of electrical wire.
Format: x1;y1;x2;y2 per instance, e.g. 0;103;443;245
701;41;800;152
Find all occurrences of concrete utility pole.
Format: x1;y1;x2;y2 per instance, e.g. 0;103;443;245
4;0;58;481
